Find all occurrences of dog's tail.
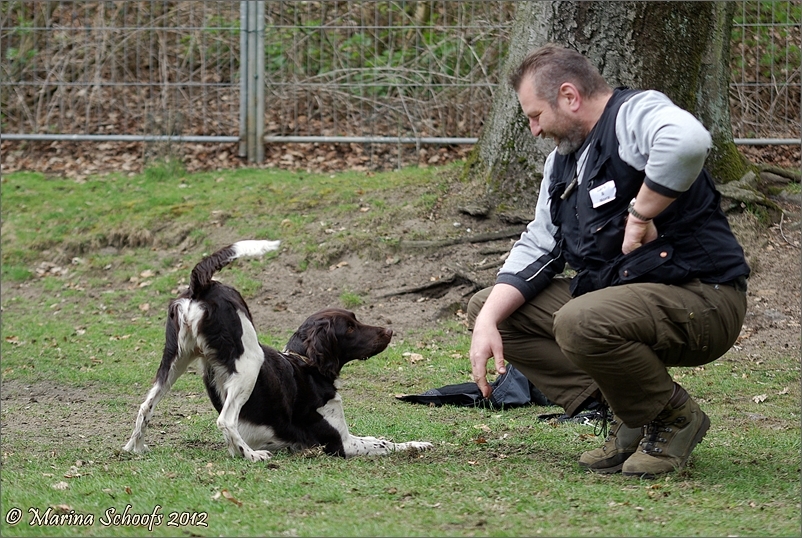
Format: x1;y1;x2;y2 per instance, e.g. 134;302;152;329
189;240;281;297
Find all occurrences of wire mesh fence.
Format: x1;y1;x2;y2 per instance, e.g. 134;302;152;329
1;1;799;150
259;1;514;141
731;1;801;142
1;1;241;138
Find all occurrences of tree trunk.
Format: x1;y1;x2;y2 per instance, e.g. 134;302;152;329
466;1;749;211
693;2;752;183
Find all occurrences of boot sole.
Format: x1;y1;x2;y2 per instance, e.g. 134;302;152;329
622;413;711;479
579;462;625;474
578;451;637;474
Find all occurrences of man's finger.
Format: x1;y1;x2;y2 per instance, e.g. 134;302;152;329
475;376;492;399
470;356;490;398
494;353;506;375
622;241;642;255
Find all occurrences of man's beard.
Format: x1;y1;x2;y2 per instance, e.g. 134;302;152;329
554;122;586;155
550;108;587;155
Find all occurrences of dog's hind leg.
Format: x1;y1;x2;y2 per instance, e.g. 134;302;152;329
123;306;197;454
216;312;272;462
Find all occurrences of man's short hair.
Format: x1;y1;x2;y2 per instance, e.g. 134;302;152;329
508;44;610;106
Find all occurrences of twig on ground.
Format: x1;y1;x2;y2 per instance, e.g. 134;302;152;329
779;212;800;248
473;259;505;271
377;262;493;298
446;263;492;290
478;247;511;256
377;274;458;298
398;227;522;249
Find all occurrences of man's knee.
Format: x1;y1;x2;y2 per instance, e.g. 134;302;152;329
554;299;585;351
553;296;612;357
467;287;492;327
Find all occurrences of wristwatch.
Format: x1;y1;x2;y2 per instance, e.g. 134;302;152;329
627;198;652;222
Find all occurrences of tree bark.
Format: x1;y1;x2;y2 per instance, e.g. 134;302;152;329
466;1;749;211
693;2;752;183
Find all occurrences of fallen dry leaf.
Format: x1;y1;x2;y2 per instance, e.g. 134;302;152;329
63;466;82;478
213;489;243;506
403;352;425;364
752;394;768;403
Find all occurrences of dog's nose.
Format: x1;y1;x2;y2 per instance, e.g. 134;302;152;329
383;328;393;339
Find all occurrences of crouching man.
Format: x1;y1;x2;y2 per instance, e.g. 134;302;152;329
468;45;749;477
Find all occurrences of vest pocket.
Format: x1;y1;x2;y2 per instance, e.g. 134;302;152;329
616;238;690;283
592;210;628;260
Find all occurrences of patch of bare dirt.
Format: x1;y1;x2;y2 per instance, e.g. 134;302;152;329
0;379;211;453
730;201;802;361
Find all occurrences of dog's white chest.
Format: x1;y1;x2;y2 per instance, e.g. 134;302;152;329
236;420;291;451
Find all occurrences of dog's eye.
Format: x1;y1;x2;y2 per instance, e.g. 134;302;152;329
346;326;355;334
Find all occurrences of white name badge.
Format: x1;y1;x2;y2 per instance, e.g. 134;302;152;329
589;180;617;208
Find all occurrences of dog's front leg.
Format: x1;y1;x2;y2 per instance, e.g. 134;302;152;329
317;393;433;456
345;435;433;456
217;379;272;461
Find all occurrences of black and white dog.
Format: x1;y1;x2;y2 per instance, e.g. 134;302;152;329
123;240;432;460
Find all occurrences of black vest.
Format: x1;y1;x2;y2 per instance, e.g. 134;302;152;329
548;88;750;296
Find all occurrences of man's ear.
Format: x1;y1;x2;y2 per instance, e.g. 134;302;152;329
558;82;582;112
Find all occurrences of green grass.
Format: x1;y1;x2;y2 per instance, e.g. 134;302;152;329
339;290;365;309
0;165;445;272
1;165;800;536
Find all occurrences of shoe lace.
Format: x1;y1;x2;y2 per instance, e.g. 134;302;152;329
593;402;610;439
640;420;671;454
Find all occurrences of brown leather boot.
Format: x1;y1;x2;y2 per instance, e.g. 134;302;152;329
578;413;643;474
622;384;710;478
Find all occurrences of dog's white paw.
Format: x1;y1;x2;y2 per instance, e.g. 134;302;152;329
398;441;433;452
243;449;273;462
122;439;149;454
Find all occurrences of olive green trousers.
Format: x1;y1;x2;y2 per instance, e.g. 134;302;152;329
467;278;747;426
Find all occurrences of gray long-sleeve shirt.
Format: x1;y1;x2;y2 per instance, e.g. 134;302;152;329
497;90;713;298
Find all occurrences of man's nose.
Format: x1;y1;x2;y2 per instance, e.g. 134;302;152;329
529;117;541;137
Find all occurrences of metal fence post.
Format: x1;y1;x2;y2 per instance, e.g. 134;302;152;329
239;1;248;158
239;1;264;163
256;1;265;163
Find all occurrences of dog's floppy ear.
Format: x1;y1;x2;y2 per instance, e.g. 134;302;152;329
301;317;341;378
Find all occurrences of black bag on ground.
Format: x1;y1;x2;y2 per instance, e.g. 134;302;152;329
396;364;554;410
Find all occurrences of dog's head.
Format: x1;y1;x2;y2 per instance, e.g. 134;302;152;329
285;308;393;378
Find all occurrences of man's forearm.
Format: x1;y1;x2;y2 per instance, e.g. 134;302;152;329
473;283;527;328
629;183;677;221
